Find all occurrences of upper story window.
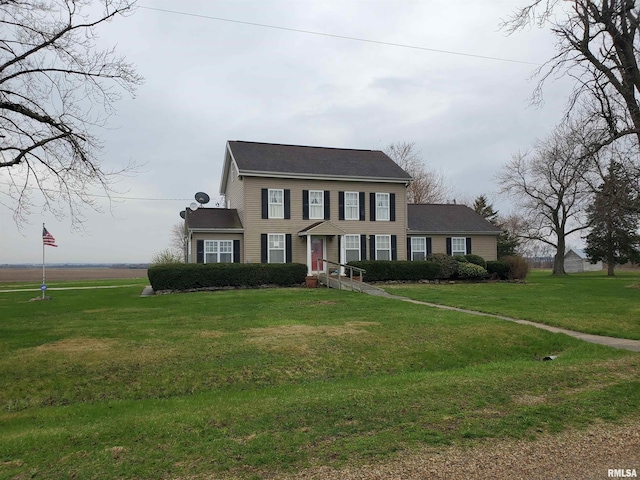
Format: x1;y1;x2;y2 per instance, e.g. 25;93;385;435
376;193;390;221
345;192;359;220
269;189;284;219
309;190;324;219
451;237;467;256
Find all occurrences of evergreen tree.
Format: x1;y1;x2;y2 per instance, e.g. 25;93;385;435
584;162;640;276
472;195;519;258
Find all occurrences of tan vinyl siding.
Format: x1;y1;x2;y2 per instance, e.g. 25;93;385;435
242;177;409;263
189;233;244;263
416;234;497;261
224;162;245;224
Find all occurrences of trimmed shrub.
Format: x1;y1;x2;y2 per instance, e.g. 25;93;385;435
464;254;487;269
147;263;308;291
502;255;530;280
454;256;469;263
486;260;510;280
347;260;441;282
456;262;488;279
426;253;458;279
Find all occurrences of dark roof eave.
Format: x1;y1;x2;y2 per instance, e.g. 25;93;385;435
238;169;411;184
407;230;501;236
188;228;244;233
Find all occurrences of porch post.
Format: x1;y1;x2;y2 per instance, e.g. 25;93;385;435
306;235;312;276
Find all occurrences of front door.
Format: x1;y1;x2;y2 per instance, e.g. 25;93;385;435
311;237;324;272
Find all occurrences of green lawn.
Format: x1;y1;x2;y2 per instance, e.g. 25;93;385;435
383;270;640;340
0;283;639;479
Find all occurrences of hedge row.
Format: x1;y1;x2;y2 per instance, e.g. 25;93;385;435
347;260;442;282
148;263;308;291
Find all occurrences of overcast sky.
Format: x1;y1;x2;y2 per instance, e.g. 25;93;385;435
0;0;573;264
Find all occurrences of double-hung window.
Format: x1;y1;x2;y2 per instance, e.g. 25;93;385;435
345;192;359;220
268;234;286;263
204;240;233;263
376;193;390;221
376;234;391;260
309;190;324;219
411;237;427;261
344;234;361;263
451;237;467;256
269;189;284;219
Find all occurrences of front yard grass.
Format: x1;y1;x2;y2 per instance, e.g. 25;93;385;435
0;284;639;478
383;270;640;340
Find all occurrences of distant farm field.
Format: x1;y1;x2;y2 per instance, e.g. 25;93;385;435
0;268;148;283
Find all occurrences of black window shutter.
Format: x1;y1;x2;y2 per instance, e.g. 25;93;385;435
338;235;342;262
360;234;367;260
233;240;240;263
286;234;293;263
426;238;433;255
390;193;396;222
359;192;366;221
261;189;268;219
370;235;376;260
407;237;412;260
324;191;330;220
196;240;204;264
370;193;376;221
261;234;268;263
466;237;472;254
391;235;397;260
446;238;452;256
302;190;309;220
338;191;345;220
284;189;291;219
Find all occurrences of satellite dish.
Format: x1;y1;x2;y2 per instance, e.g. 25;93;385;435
189;202;199;211
195;192;210;205
179;210;186;219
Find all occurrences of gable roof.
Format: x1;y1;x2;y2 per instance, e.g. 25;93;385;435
185;208;243;230
407;204;502;235
565;248;588;259
221;141;411;193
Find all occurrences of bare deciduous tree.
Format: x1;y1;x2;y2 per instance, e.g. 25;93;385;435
498;124;595;275
170;221;187;262
384;142;451;204
503;1;640;153
0;0;144;229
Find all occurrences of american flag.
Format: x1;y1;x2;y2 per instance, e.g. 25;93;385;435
42;226;58;247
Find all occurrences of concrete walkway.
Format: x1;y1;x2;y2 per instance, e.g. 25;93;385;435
359;282;640;352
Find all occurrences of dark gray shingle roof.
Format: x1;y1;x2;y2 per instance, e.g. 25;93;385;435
228;141;411;181
408;204;502;234
185;208;243;229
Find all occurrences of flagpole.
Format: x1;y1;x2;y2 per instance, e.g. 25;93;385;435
42;223;46;299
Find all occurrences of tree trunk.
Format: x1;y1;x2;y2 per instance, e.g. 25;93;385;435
552;236;566;276
607;252;616;277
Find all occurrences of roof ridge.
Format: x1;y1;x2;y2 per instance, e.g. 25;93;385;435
230;140;380;153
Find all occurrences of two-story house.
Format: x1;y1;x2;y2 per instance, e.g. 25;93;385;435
185;141;500;274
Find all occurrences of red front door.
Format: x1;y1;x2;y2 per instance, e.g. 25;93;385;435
311;237;324;272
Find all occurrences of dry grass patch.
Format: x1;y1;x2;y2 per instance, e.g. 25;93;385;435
35;338;115;353
199;330;225;339
243;322;380;340
513;394;547;406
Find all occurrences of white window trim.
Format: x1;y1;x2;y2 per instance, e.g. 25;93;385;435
268;188;284;219
344;234;361;262
268;233;286;263
452;237;467;256
376;192;390;221
411;237;427;261
345;191;359;220
309;190;324;220
375;234;391;260
204;240;234;264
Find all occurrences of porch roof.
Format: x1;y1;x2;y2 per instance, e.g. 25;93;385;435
298;221;346;237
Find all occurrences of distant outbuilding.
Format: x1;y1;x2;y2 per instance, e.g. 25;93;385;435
564;248;602;273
